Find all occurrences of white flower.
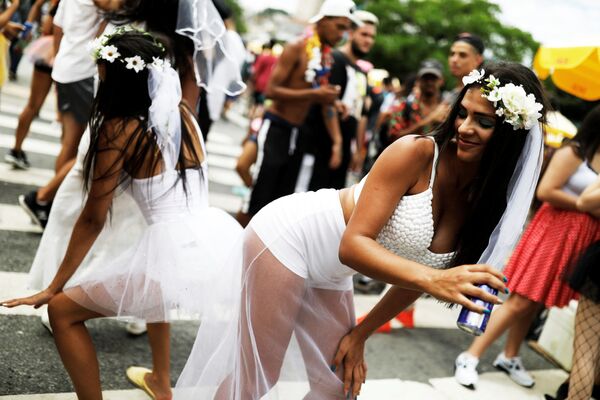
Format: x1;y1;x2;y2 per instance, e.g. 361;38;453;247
486;87;502;103
89;37;103;54
462;68;485;86
100;45;120;63
305;69;316;83
149;57;165;70
487;74;500;88
124;55;146;73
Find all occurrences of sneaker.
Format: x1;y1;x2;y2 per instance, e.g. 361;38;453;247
5;149;30;170
125;319;147;336
493;352;535;388
454;352;479;389
18;191;51;228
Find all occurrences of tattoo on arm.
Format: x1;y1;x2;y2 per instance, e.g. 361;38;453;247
326;106;335;120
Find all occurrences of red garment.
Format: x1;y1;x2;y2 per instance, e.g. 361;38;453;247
253;53;277;93
504;203;600;308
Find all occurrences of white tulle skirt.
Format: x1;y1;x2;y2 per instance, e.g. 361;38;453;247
176;189;357;399
63;207;243;322
28;131;146;290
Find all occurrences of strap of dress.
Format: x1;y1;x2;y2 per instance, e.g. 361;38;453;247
427;136;439;189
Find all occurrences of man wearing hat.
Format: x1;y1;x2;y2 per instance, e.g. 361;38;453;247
245;0;360;218
387;59;445;141
303;9;379;191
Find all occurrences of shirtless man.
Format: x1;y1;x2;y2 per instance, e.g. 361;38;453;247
246;0;362;217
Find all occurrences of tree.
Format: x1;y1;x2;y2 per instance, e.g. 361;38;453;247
223;0;247;33
356;0;538;87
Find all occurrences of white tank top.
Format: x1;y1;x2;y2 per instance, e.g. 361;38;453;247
353;137;454;268
562;161;598;197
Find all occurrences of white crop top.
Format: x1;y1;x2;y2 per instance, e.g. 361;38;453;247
562;161;598;197
353;137;454;269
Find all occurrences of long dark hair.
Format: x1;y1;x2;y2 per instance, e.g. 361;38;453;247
83;30;202;196
104;0;194;79
570;104;600;162
433;61;550;267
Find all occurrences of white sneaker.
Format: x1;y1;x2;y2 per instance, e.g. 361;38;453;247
40;308;53;334
493;352;535;388
454;352;479;389
125;319;147;336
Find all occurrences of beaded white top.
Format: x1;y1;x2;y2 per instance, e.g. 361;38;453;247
353;137;455;269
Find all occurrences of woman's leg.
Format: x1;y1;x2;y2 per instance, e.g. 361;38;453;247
217;229;307;399
467;293;540;358
47;293;104;400
567;295;600;400
503;297;543;358
145;323;172;400
13;68;53;151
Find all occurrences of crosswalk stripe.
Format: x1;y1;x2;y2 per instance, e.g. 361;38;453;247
0;102;57;122
0;204;43;233
0;163;54;187
0;132;61;156
0;114;61;139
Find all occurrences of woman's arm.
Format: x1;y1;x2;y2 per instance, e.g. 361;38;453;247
576;176;600;213
536;145;582;210
2;121;131;308
0;0;20;29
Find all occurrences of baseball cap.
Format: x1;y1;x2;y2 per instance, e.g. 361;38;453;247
418;59;444;79
309;0;363;27
354;10;379;26
454;32;485;55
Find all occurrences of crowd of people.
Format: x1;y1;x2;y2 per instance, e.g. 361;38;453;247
0;0;598;400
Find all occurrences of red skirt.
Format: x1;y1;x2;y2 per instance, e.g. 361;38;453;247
504;203;600;308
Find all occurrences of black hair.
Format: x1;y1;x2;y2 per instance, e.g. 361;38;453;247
454;32;485;55
570;104;600;162
105;0;194;79
433;61;550;267
83;30;202;197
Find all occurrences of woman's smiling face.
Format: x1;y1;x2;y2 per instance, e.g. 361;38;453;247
454;88;497;162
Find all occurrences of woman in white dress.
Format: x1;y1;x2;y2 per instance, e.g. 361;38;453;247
175;62;549;399
2;29;241;400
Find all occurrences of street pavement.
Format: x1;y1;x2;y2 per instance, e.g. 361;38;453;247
0;63;566;399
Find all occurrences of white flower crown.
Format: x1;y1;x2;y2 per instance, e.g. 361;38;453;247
462;69;543;130
89;28;170;74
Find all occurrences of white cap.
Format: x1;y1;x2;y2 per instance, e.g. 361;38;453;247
354;10;379;26
309;0;363;27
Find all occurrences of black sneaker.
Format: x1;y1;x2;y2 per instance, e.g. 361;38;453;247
5;149;31;170
18;191;51;229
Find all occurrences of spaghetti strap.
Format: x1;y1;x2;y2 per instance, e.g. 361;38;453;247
427;136;439;188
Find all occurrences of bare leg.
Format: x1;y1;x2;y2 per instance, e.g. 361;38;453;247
47;293;104;400
216;229;306;399
567;295;600;400
37;158;75;203
55;113;86;172
145;323;173;400
13;68;53;151
504;298;542;358
468;293;540;358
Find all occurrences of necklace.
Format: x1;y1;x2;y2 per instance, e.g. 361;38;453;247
304;32;332;87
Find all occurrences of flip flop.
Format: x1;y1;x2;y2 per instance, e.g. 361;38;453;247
126;366;156;400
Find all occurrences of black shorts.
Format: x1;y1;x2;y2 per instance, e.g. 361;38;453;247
56;77;94;125
248;113;305;215
33;60;52;75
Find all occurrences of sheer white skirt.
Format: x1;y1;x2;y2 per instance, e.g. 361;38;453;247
176;189;357;399
27;131;146;290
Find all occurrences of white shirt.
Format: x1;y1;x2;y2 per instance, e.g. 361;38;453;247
51;0;101;84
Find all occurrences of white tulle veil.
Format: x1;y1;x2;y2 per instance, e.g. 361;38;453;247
176;0;246;96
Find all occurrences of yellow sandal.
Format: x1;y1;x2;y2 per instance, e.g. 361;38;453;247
126;366;156;400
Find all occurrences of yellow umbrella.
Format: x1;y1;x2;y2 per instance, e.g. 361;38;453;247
544;110;577;148
534;46;600;101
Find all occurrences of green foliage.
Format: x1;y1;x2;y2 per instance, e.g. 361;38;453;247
355;0;538;87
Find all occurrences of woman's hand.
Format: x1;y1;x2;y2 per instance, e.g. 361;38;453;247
425;264;507;313
329;142;343;169
1;288;57;309
331;329;368;399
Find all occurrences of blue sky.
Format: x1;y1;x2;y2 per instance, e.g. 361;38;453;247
239;0;600;46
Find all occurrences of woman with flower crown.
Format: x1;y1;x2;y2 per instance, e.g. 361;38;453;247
175;61;548;399
1;29;241;400
455;104;600;391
